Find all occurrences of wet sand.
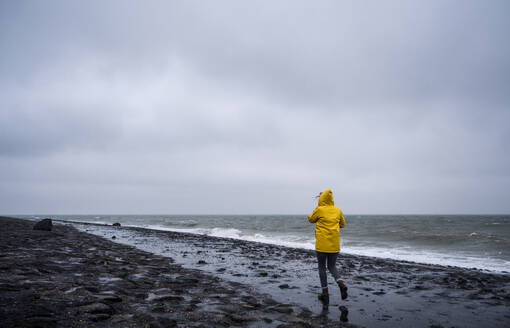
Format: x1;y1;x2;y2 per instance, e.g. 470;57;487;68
2;217;510;327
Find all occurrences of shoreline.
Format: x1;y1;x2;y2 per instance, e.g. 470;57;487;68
23;214;509;274
66;218;510;327
59;218;508;275
0;216;357;327
2;216;510;327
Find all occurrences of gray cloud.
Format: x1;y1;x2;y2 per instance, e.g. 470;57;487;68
0;0;509;214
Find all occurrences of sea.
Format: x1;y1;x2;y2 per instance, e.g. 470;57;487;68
19;214;510;273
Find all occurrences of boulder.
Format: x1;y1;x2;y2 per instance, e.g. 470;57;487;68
112;222;121;227
33;219;52;231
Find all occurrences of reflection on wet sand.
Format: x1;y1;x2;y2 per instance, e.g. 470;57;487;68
319;304;349;323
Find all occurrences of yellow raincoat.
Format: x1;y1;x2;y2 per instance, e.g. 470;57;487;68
308;188;346;253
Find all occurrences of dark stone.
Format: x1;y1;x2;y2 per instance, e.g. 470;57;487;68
85;286;100;293
112;222;121;226
152;295;184;303
197;260;207;264
23;316;58;328
151;304;166;313
242;295;260;307
157;317;178;327
90;313;111;322
271;305;293;314
93;293;122;303
80;302;113;314
279;284;290;289
112;235;116;239
33;219;52;231
227;314;248;323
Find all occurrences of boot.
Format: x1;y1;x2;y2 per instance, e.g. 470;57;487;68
337;280;348;300
318;288;329;304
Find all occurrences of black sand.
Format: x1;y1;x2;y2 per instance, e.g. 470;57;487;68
2;216;510;327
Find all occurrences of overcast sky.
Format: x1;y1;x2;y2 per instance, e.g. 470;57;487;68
1;1;509;215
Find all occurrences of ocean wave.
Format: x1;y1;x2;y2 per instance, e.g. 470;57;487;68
343;246;510;273
139;224;508;272
144;225;316;250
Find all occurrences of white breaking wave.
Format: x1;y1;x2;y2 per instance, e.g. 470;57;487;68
141;224;509;272
343;246;510;273
145;225;316;250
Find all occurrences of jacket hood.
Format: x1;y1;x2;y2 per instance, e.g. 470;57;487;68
318;188;334;206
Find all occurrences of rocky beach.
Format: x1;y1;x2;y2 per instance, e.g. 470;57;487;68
1;216;509;327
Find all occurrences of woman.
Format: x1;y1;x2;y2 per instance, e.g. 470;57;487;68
308;188;348;304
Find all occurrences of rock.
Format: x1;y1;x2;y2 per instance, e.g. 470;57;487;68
80;302;113;314
33;219;52;231
156;317;178;327
85;286;100;293
258;272;268;277
271;304;293;314
151;304;166;313
197;260;207;264
112;222;121;226
279;284;290;289
152;295;184;303
90;313;111;322
23;317;58;327
112;235;116;239
228;314;248;323
242;295;260;307
92;293;122;303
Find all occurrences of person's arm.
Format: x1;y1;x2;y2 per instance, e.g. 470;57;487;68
308;207;320;223
338;210;346;229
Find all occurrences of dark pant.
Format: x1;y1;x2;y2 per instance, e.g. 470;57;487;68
316;251;340;288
